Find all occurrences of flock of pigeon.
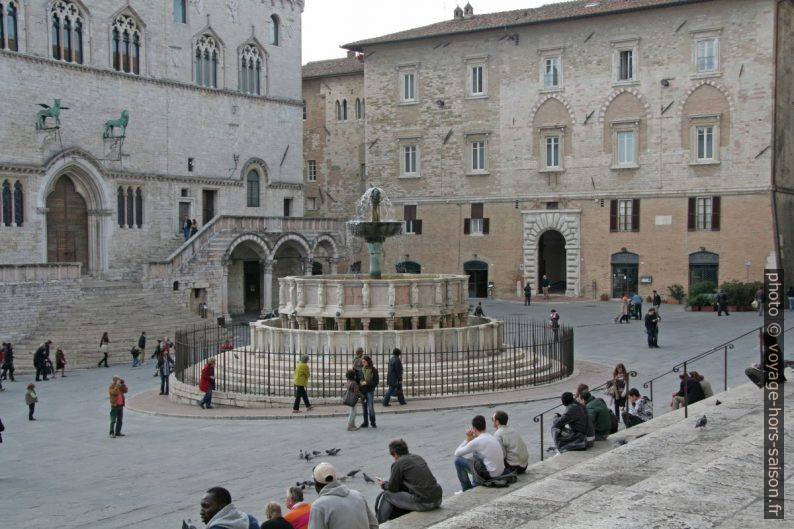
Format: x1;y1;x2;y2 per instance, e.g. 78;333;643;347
295;449;378;490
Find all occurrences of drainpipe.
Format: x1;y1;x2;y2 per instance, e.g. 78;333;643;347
769;1;783;269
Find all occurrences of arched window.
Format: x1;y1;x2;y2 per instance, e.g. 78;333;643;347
195;34;219;88
13;180;22;226
268;15;279;45
1;2;19;51
246;170;260;207
335;100;341;121
240;44;262;95
126;187;134;228
355;98;362;120
117;187;124;227
1;180;11;226
342;99;348;120
113;15;142;75
135;188;143;228
51;1;84;64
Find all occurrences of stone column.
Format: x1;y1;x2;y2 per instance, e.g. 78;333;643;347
430;315;441;329
335;317;346;331
387;317;396;330
297;317;308;330
220;261;231;322
411;316;419;330
361;318;370;330
316;318;325;330
261;260;274;318
328;257;339;274
302;258;313;275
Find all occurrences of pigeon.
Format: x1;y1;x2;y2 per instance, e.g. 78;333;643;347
545;446;557;453
695;415;707;429
304;453;315;462
346;469;361;478
326;448;342;456
715;400;722;406
614;439;628;446
299;450;305;460
363;472;375;484
312;450;322;456
302;480;313;487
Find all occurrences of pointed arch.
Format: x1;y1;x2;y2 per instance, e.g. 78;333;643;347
597;87;652;124
240;157;270;184
193;26;224;88
677;80;735;118
109;5;146;75
528;93;576;125
238;38;267;95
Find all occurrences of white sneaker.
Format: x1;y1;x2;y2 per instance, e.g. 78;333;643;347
454;490;464;495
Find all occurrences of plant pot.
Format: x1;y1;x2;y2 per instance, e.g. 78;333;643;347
666;299;680;305
701;305;715;312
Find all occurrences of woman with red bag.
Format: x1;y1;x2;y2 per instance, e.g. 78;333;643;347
198;358;216;409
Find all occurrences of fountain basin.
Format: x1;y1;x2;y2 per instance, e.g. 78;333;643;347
348;221;404;239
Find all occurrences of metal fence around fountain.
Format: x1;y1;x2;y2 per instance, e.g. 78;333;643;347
173;319;574;399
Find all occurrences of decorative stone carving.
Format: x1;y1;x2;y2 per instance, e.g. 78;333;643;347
388;284;395;307
336;284;344;308
435;282;443;305
410;282;419;307
190;0;204;15
226;0;239;23
317;283;325;307
296;281;304;308
361;282;370;308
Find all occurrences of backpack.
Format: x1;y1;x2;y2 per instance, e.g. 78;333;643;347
482;473;517;488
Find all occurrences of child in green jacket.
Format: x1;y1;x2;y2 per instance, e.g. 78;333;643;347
293;355;312;413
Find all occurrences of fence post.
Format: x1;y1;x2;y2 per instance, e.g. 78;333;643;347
723;345;728;392
683;361;689;419
539;414;545;462
649;380;654;404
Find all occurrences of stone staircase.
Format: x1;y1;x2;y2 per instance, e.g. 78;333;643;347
381;381;793;528
13;280;208;372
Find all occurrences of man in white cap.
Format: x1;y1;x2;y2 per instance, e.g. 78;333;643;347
309;462;378;529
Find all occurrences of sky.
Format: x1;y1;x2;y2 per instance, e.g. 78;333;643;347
302;0;567;64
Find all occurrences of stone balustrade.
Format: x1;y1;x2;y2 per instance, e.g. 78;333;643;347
0;263;81;283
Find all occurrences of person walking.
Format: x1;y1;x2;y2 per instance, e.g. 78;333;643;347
541;275;550;299
755;286;765;316
98;332;110;368
190;219;199;237
182;215;192;241
644;307;660;348
33;342;49;381
382;348;406;406
631;293;643;320
716;289;730;316
344;369;364;431
652;290;662;314
292;355;312;413
198;358;216;409
137;332;147;366
614;294;630;324
54;347;67;378
108;376;128;437
523;282;532;306
548;309;561;342
26;383;38;420
359;355;379;428
158;347;174;395
151;339;162;376
1;342;15;381
606;363;630;418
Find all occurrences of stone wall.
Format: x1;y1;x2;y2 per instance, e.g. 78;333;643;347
774;0;794;284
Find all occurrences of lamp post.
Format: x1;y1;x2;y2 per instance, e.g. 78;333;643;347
745;260;751;282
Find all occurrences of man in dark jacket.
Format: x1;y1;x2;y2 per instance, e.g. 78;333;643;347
551;392;589;453
716;289;729;316
34;342;49;381
374;439;442;523
137;332;147;365
578;390;611;440
644;308;660;348
671;373;706;409
1;342;15;381
382;348;406;406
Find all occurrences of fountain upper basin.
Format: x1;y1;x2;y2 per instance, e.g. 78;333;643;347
347;221;404;239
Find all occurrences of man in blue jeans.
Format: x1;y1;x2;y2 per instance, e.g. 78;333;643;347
453;415;505;492
382;348;406;406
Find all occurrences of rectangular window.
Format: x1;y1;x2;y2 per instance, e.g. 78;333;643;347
696;197;712;230
464;203;489;235
618;50;634;81
307;160;317;181
283;198;292;217
403;205;421;234
544;57;560;88
401;72;415;102
403;145;417;174
545;137;560;168
174;0;186;24
610;199;640;232
306;197;317;211
696;39;716;72
697;126;714;160
471;141;485;171
617;131;635;165
618;199;633;232
471;65;483;95
470;218;484;235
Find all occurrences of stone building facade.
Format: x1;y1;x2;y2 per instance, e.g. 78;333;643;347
0;0;308;281
338;0;792;299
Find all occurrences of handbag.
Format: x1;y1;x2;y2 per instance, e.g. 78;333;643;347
752;299;759;309
342;387;359;407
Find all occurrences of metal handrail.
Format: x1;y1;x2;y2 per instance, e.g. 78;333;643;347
642;325;793;419
533;370;637;461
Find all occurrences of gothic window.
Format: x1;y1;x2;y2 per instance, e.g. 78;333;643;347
13;180;22;226
112;15;142;74
240;44;262;95
335;100;342;121
51;1;84;64
1;180;11;226
342;99;347;120
0;1;19;51
195;35;219;88
135;188;143;228
246;170;260;207
117;187;124;227
268;15;279;46
126;188;134;228
355;98;362;119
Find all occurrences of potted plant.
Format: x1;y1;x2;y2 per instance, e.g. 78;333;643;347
687;281;717;311
667;284;686;305
600;293;610;302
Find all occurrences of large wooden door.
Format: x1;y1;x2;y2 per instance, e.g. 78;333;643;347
47;175;89;272
202;190;216;224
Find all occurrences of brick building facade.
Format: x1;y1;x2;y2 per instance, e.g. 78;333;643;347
322;0;793;299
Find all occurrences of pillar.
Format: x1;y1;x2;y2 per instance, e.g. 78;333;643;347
361;318;370;331
387;317;396;331
262;260;274;317
328;257;339;274
335;317;346;331
220;263;231;322
297;317;308;330
411;316;419;330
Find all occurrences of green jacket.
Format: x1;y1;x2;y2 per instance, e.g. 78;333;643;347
293;361;310;387
585;395;612;437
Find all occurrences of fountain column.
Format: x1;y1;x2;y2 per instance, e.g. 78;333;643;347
365;237;385;279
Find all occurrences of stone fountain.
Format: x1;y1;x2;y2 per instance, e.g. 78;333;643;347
347;187;403;279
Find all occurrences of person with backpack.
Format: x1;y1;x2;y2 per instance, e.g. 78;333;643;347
523;282;532;306
577;390;611;440
622;388;653;428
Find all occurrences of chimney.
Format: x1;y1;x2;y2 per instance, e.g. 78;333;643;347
347;50;355;58
463;3;474;18
453;5;463;20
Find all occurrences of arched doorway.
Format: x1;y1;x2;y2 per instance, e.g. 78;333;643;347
46;175;88;272
396;260;421;274
538;230;566;293
611;250;639;298
272;237;309;307
689;251;719;288
463;260;488;298
227;241;267;315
